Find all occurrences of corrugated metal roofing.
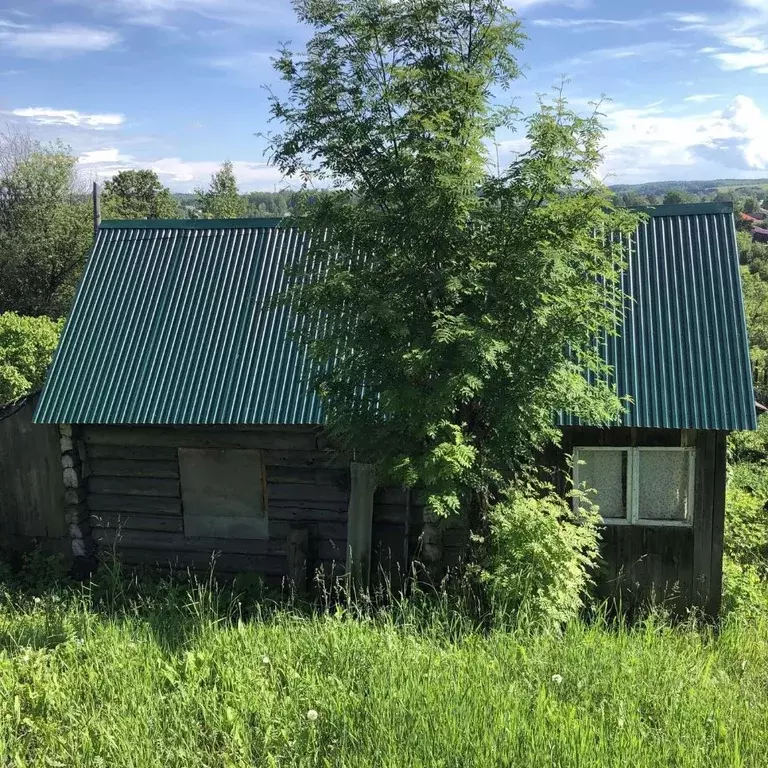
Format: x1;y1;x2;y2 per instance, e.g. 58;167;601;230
558;203;756;431
35;219;325;425
35;205;756;430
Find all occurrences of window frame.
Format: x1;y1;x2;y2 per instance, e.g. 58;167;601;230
573;446;695;528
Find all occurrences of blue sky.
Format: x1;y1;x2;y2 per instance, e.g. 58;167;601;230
0;0;767;191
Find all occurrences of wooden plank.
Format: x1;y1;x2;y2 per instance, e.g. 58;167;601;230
268;483;349;504
693;431;715;610
184;515;268;540
89;459;179;479
269;503;348;523
89;476;180;498
265;467;348;488
93;528;285;555
110;547;288;576
83;426;324;452
708;432;728;617
89;512;183;533
262;450;346;469
86;444;179;462
287;528;310;592
87;494;182;515
0;395;66;540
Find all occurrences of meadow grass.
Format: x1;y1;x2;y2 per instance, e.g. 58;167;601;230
0;573;766;767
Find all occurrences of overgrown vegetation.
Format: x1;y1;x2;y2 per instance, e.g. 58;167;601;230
0;561;765;767
0;313;62;405
268;1;637;616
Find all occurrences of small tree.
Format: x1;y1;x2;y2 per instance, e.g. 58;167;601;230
196;161;247;219
269;1;637;567
102;170;180;220
0;312;63;404
663;190;685;205
0;135;92;317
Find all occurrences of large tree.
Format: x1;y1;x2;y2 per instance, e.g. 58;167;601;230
0;134;93;317
196;161;247;219
269;0;637;522
102;169;180;220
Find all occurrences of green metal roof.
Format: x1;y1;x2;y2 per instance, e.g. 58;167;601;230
559;203;756;430
35;206;756;430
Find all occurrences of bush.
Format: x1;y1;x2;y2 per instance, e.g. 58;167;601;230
721;557;768;616
0;312;62;404
482;480;600;629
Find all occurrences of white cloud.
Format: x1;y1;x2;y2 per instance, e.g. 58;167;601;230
67;0;292;29
79;148;133;165
0;24;119;57
599;95;768;180
11;108;125;129
78;148;287;191
684;94;721;103
557;41;688;69
674;1;768;75
531;16;651;29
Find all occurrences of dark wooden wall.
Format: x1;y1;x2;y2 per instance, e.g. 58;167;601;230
0;394;67;556
558;427;727;615
82;425;437;587
79;424;726;612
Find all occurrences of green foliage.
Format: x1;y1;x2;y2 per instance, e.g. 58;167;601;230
102;170;180;220
743;197;757;215
482;480;601;628
741;266;768;370
724;417;768;611
0;312;63;404
663;190;687;205
0;141;93;317
0;573;766;765
195;161;247;219
269;0;638;519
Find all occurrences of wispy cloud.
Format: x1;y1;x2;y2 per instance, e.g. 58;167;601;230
684;94;722;103
67;0;293;29
0;23;120;57
557;41;689;70
530;17;652;30
11;108;125;129
672;1;768;75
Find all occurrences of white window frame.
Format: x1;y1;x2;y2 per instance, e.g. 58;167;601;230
573;446;695;528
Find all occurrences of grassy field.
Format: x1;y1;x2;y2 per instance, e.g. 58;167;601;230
0;575;766;768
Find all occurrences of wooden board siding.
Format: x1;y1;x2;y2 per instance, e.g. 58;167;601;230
0;395;67;555
83;426;424;586
561;427;725;613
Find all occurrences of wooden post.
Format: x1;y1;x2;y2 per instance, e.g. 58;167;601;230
420;505;443;584
92;181;101;237
287;527;309;594
346;462;377;589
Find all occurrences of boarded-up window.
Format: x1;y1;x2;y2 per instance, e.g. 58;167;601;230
178;448;267;539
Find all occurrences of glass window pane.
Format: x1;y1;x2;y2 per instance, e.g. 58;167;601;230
637;450;692;523
577;449;627;519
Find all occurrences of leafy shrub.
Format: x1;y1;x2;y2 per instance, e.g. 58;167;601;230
482;480;600;629
0;312;62;404
728;413;768;464
725;485;768;579
721;557;768;616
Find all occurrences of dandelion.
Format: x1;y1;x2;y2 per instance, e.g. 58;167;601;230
262;656;270;665
33;597;41;605
306;709;319;722
551;674;563;685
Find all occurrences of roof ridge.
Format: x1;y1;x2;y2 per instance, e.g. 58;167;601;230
99;217;287;230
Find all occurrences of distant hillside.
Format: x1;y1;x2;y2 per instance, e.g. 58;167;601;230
610;179;768;198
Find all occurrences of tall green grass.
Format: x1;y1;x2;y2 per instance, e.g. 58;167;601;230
0;572;766;767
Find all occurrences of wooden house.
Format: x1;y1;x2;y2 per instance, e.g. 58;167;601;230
34;203;756;613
